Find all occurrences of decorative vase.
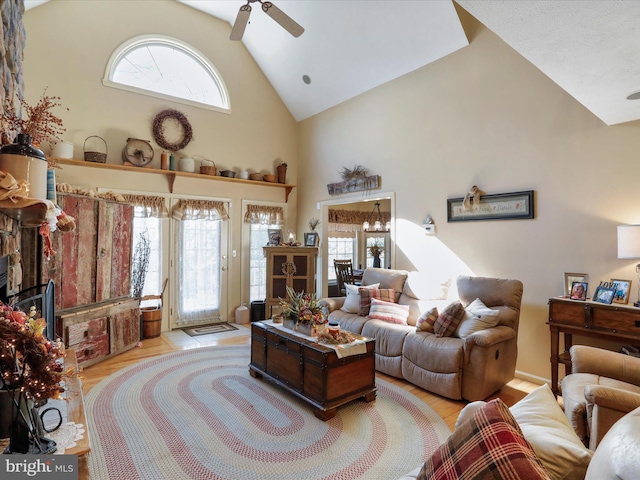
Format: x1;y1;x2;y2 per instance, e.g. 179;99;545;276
373;255;381;268
0;134;48;200
276;162;287;184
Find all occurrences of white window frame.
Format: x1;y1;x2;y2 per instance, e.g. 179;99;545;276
102;34;231;113
327;232;356;281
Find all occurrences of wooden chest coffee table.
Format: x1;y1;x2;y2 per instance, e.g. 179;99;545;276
249;321;376;420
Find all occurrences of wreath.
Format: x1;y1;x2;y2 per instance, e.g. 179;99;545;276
152;109;193;152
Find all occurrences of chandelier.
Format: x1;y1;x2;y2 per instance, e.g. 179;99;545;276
363;201;390;232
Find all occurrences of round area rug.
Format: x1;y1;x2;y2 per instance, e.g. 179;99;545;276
85;345;451;480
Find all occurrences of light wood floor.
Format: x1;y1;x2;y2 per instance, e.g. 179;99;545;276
80;326;540;431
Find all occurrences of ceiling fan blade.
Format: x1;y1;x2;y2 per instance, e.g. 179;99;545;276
230;4;252;41
261;1;304;38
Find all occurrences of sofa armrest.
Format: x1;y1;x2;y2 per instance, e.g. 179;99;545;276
585;385;640;414
463;325;516;348
584;385;640;449
570;345;640;386
320;297;345;312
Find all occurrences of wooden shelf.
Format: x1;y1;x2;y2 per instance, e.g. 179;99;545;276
0;203;49;227
53;158;296;201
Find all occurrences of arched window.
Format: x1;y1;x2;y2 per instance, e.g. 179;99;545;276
103;35;230;113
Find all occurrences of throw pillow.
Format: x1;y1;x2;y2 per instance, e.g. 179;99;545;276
358;288;395;316
454;298;501;338
509;384;592;480
340;283;380;313
416;307;438;332
367;298;410;325
433;301;464;337
419;398;551;480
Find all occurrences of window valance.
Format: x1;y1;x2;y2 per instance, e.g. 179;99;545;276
122;194;169;218
328;208;390;232
244;204;284;225
172;199;229;221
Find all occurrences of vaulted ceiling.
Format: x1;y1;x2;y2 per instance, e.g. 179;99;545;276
25;1;640;125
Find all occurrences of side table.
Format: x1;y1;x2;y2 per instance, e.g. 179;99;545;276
547;296;640;395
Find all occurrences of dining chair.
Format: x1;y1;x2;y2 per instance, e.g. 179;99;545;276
334;259;356;296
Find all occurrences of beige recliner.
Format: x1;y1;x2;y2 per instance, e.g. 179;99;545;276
560;345;640;450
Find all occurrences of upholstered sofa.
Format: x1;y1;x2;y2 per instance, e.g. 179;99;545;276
322;268;523;401
561;345;640;450
400;383;640;480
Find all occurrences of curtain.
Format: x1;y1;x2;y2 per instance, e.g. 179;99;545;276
328;209;391;232
122;194;169;218
172;199;229;221
244;204;284;225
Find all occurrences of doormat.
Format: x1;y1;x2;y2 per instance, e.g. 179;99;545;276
181;323;238;337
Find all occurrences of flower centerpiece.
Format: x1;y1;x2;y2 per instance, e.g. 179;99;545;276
279;286;327;336
0;302;67;453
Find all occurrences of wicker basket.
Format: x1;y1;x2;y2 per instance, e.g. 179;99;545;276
200;159;217;176
84;135;107;163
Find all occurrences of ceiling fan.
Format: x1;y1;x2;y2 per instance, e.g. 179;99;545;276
230;0;304;41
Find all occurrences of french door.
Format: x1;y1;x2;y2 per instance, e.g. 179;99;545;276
173;216;228;327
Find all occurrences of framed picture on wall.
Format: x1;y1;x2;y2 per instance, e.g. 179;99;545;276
267;229;282;246
564;273;588;297
611;279;632;304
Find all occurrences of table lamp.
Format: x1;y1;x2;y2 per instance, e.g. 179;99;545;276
617;225;640;306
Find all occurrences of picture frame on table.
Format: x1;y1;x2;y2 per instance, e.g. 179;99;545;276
304;232;318;247
564;273;589;297
569;282;588;301
611;279;632;304
593;282;617;305
267;229;282;246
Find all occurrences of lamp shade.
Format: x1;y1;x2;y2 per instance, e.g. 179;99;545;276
617;225;640;259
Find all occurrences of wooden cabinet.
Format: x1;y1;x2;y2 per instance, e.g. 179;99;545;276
263;246;317;317
547;297;640;394
56;297;140;367
22;192;138;366
47;193;134;310
22;193;134;310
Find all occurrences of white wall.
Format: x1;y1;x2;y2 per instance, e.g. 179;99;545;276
296;7;640;383
23;1;298;325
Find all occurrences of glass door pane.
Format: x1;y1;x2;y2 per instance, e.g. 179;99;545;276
174;218;226;327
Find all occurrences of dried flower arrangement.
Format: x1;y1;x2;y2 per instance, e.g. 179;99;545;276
1;87;68;147
368;240;384;257
308;217;320;231
339;165;369;182
279;286;327;326
131;229;151;299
